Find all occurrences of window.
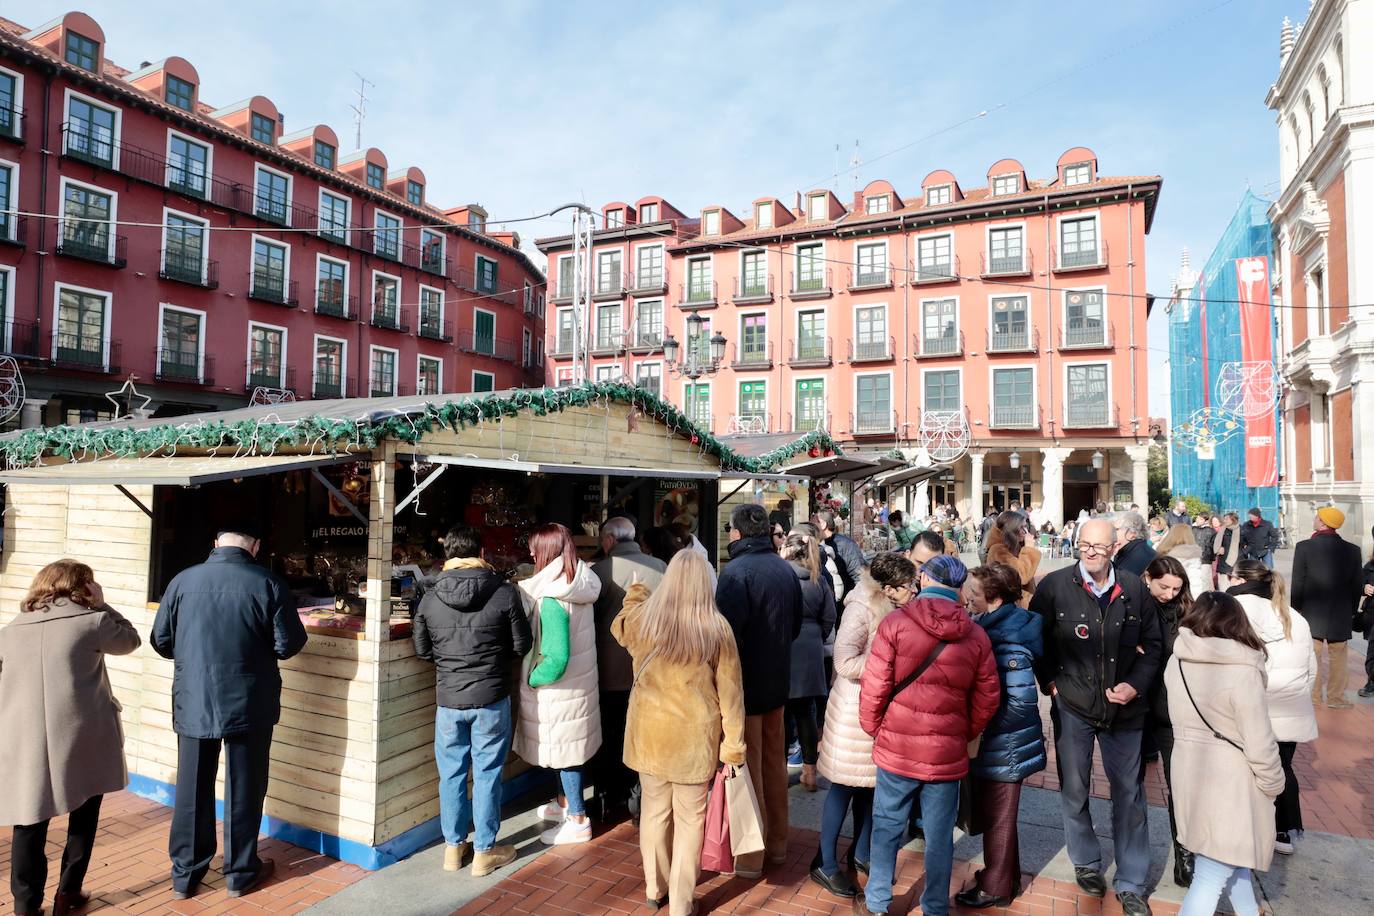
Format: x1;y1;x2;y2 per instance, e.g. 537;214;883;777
684;383;711;426
991;174;1019;196
740;314;767;362
319;191;349;242
476;256;498;293
1065;363;1109;426
988;226;1023;273
756;201;773;229
917;235;953;279
419;287;444;338
314;140;335;169
0;268;10;341
555;367;575;387
855;243;886;286
1064;290;1105;346
595;365;622;383
167;133;209;197
1063;162;1091;186
795;243;824;291
369;348;397;397
923;370;960;412
1312;268;1327;335
636;245;663;288
165;75;194;111
855;306;887;359
605;209;623;228
556;309;575;352
686;258;712;302
469;211;485;232
926;184;951;206
636;362;662;397
406;180;423;206
639;202;659;222
418;357;442;396
314;337;346;398
470;372;494;393
66;96;117;167
522;328;533;365
251;239;288;301
474;309;495;354
0;71;18;139
372;274;400;324
162;213;206;283
703;210;720;235
366;162;385;189
421;229;445;273
807;194;827;220
635;300;663;347
1059;216;1099;267
796;311;826;360
254;167;290;224
317;258;348;316
992;368;1034;427
990;296;1029;349
250;112;274;144
855;375;891;432
61;182;112;260
740;250;766;297
597;250;623;294
795;379;826;431
0;162;13;240
248;325;285;387
739;381;767;424
596;303;622;350
159;308;202;380
557;256;574;298
374;212;401;259
921;299;958;354
55;287;107;367
865;195;890;214
65;31;99;70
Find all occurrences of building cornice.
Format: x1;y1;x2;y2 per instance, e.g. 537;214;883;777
1271;0;1341;104
1268;103;1374;220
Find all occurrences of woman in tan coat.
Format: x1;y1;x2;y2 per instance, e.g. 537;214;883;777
984;511;1042;604
614;549;745;916
810;553;918;899
1165;592;1285;916
0;560;141;916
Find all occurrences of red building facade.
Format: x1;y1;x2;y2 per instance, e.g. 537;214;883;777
0;11;546;426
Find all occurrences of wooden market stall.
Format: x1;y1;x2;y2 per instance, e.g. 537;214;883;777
0;385;832;869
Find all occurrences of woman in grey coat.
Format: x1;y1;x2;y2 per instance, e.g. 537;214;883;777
782;531;837;791
0;560;141;916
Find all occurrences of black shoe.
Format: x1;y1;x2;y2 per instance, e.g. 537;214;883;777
227;859;276;898
1173;846;1195;887
1074;867;1107;897
171;882;200;901
843;849;870;875
810;863;858;898
1117;891;1152;916
955;887;1012;909
1359;681;1374;698
645;895;668;910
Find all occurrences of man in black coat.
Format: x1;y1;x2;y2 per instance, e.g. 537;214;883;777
151;521;307;900
1238;508;1279;568
716;503;803;878
1291;507;1364;708
812;507;864;605
413;524;532;876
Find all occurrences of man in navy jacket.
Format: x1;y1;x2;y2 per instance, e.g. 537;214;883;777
152;521;307;900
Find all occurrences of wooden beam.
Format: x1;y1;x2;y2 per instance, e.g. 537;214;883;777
114;484;153;517
311;469;366;524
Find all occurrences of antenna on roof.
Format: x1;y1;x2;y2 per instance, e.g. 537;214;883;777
851;140;862;192
349;71;374;149
833;143;840;192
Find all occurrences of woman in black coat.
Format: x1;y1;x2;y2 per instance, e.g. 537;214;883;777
781;531;836;792
1359;552;1374;697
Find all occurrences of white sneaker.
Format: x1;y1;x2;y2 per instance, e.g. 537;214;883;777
540;817;592;846
1274;832;1294;855
536;800;567;822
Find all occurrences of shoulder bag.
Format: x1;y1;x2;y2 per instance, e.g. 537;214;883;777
1177;660;1242;751
890;639;950;705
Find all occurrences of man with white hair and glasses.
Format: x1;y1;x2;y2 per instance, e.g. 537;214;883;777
1112;512;1157;578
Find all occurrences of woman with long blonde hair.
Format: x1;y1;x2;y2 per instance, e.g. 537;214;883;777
781;530;836;792
1156;524;1210;601
613;549;745;915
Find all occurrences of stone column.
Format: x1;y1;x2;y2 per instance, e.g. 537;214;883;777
912;447;931;518
1039;447;1074;529
966;450;986;521
1310;389;1332;485
20;398;46;429
1126;444;1151;512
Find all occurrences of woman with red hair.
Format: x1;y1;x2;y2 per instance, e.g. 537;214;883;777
516;523;604;846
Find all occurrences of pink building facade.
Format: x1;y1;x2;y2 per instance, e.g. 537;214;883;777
536;151;1161;525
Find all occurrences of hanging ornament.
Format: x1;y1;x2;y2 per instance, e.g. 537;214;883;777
0;356;26;425
104;375;152;420
1215;361;1279;420
249;386;298;407
809;446;821;458
917;409;971;464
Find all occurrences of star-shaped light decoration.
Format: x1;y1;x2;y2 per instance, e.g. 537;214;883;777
105;375;152;420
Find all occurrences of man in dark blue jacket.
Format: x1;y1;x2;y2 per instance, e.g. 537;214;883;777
152;521;307;900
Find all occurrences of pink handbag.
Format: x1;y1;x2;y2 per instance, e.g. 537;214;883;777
699;767;733;873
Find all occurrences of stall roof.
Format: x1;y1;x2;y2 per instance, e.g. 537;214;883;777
0;454;356;486
400;454;718;479
873;464;950;489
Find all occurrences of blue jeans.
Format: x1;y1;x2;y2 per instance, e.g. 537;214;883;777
1259;551;1274;569
559;766;586;816
866;767;960;915
1179;854;1259;915
435;698;512;850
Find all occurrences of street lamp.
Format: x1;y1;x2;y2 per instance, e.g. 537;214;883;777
662;313;727;428
1091;450;1105;470
1008;451;1021;470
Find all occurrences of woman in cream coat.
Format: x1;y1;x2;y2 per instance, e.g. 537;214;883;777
810;553;917;899
1227;560;1318;855
1166;593;1285;916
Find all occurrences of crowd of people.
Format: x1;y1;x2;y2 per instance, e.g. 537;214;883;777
1;495;1370;916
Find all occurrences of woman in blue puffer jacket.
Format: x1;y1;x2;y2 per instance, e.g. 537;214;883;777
955;562;1047;909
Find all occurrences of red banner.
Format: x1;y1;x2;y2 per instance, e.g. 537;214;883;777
1235;257;1277;487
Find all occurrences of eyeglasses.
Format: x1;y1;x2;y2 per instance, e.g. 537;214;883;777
1077;542;1114;556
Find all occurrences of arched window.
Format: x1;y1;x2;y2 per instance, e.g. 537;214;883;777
1333;37;1345;106
1303;92;1316;148
1318;65;1331;121
1289;114;1303;167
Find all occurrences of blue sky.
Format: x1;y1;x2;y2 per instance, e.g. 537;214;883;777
24;0;1303;416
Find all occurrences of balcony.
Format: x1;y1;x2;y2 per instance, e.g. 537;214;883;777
911;256;960;285
1053;241;1109;272
790;411;831;434
245;365;296;393
627;329;663;354
52;336;120;374
914;330;963;358
0;216;26;248
732;275;774;305
249;276;299;308
1061;321;1113;350
987;327;1039;354
1062;404;1119;429
552;283;575;305
315;290;358;321
253;190;290;226
420;247;450;278
990;403;1040;430
550;337;575;359
0;105;24;144
680;280;717;309
847;266;893;292
980;249;1033;278
730;342;774;370
849;337;894;363
593;271;629;301
790;268;832;300
56;232;127;268
159;250;219;289
418;317;454;343
455;266;520;305
312;378;357;400
457;331;520;362
369;304;410;333
789;337;832;368
629;270;667;297
728;413;770;435
156;351;214;385
2;320;41;358
60;123;115;169
370;381;401;398
851;409;896;435
590;331;625;356
60;124;248;211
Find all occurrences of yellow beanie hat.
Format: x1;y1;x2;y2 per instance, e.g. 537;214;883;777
1316;506;1345;530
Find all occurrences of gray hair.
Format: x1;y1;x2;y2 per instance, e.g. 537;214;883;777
600;516;636;542
1117;511;1149;540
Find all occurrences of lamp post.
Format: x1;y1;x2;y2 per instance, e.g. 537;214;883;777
662;313;727;431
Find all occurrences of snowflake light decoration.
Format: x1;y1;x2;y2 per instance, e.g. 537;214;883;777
1215;361;1279;420
249;386;298;407
918;410;971;464
0;356;25;425
1172;406;1243;449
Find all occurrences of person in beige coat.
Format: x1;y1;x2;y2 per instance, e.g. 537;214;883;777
810;553;917;899
0;560;141;916
614;550;746;916
984;511;1043;605
1165;592;1285;916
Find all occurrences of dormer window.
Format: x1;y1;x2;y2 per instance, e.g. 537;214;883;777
756;201;773;229
640;202;659;222
926;185;952;206
703;210;720;235
165;76;195;111
314;140;335;169
469;212;485;232
865;195;890;215
407;180;423;206
366;162;385;189
807;194;827;220
65;31;99;71
605;209;624;228
250;112;275;144
1063;162;1092;186
991;174;1019;196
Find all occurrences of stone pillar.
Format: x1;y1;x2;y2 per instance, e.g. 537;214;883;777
20;399;46;429
912;447;931;519
966;450;986;521
1310;389;1332;485
1126;444;1151;512
1040;447;1074;529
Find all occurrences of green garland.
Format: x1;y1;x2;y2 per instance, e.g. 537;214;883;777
0;383;842;475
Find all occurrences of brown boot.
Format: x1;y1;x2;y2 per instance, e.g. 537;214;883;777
443;841;472;872
53;890;91;915
471;844;517;877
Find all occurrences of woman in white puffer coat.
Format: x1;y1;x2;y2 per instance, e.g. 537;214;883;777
1227;559;1318;857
